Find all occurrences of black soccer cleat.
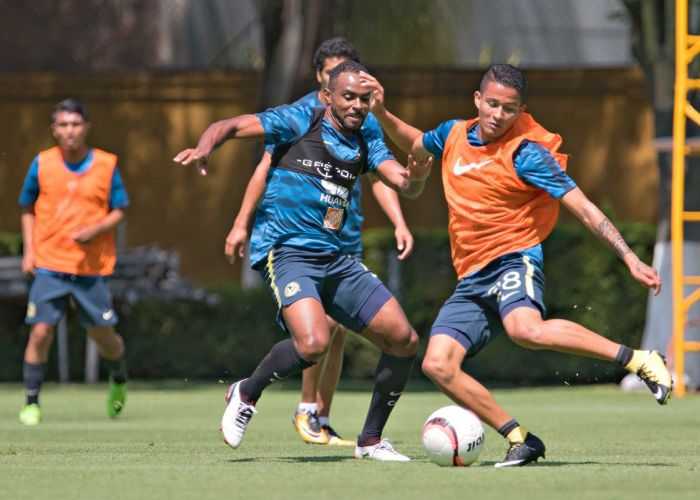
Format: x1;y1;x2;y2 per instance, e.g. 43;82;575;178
494;432;546;468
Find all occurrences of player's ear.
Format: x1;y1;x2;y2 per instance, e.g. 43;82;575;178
473;90;481;109
322;87;332;105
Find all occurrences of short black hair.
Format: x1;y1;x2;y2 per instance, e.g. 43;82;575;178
480;64;527;102
52;98;89;123
327;60;368;90
313;37;360;72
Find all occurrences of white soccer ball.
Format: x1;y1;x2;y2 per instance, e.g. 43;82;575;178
421;406;485;467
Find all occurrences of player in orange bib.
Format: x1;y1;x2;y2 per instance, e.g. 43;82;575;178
361;64;672;467
17;99;129;425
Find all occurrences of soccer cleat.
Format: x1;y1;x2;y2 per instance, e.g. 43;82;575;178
107;376;127;418
635;351;673;405
354;438;410;461
323;425;356;446
221;380;257;449
292;410;330;444
494;432;546;468
18;403;42;426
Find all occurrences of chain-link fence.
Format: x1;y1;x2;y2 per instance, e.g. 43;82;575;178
0;0;632;72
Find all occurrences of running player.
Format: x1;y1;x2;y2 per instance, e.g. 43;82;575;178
225;38;413;447
18;98;129;425
360;64;672;467
174;61;431;461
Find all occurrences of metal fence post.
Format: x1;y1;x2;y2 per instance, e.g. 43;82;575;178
85;337;99;383
56;314;69;383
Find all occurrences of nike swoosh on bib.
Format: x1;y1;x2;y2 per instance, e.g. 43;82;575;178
453;159;493;176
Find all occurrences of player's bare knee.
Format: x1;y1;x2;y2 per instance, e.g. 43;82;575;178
506;323;546;350
28;324;54;347
422;355;454;386
390;325;418;356
295;335;329;361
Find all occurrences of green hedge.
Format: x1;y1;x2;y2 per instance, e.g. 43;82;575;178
0;233;22;257
0;221;655;385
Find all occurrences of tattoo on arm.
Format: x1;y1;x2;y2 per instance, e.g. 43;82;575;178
595;218;631;259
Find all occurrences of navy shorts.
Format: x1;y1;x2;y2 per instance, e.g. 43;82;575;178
430;252;546;357
260;246;391;334
26;272;118;328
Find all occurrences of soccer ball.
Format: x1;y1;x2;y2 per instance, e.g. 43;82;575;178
421;406;485;467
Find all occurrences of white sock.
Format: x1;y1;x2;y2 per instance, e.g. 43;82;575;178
298;402;318;414
319;416;330;427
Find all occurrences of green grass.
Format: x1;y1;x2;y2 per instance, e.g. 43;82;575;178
1;382;699;499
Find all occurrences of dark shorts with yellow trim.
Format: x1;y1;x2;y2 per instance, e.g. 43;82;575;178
259;245;391;334
26;271;118;328
430;252;546;357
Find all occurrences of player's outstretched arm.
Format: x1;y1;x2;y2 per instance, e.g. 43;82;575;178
225;152;272;264
375;155;433;200
173;114;265;176
368;174;414;260
359;71;429;158
562;187;661;295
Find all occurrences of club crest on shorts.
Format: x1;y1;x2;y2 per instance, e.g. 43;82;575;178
284;281;301;298
26;302;36;319
323;207;344;230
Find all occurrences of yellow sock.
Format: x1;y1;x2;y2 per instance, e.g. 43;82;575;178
506;425;528;444
625;350;649;373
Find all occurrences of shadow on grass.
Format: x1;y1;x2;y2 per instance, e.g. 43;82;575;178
478;460;675;468
227;456;354;463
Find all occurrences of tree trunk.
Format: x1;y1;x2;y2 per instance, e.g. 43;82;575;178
241;0;334;287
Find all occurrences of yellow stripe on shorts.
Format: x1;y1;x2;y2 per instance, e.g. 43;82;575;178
266;249;282;308
523;255;535;299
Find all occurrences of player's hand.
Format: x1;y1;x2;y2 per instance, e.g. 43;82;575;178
359;71;386;115
407;154;433;182
629;259;661;295
224;224;248;264
71;225;100;244
394;224;414;261
21;253;35;276
173;147;209;176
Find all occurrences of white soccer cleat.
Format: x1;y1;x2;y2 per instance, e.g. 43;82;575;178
221;380;257;449
635;350;672;405
354;438;410;462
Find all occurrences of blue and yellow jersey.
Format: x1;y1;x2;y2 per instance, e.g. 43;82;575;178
265;91;386;255
251;104;394;269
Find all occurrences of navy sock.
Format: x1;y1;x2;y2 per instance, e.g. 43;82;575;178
23;362;47;406
615;345;634;366
358;353;415;446
105;357;128;384
498;419;520;439
241;338;315;402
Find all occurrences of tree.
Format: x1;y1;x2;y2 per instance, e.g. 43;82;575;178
240;0;334;286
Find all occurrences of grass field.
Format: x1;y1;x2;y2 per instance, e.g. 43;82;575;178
1;382;699;499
